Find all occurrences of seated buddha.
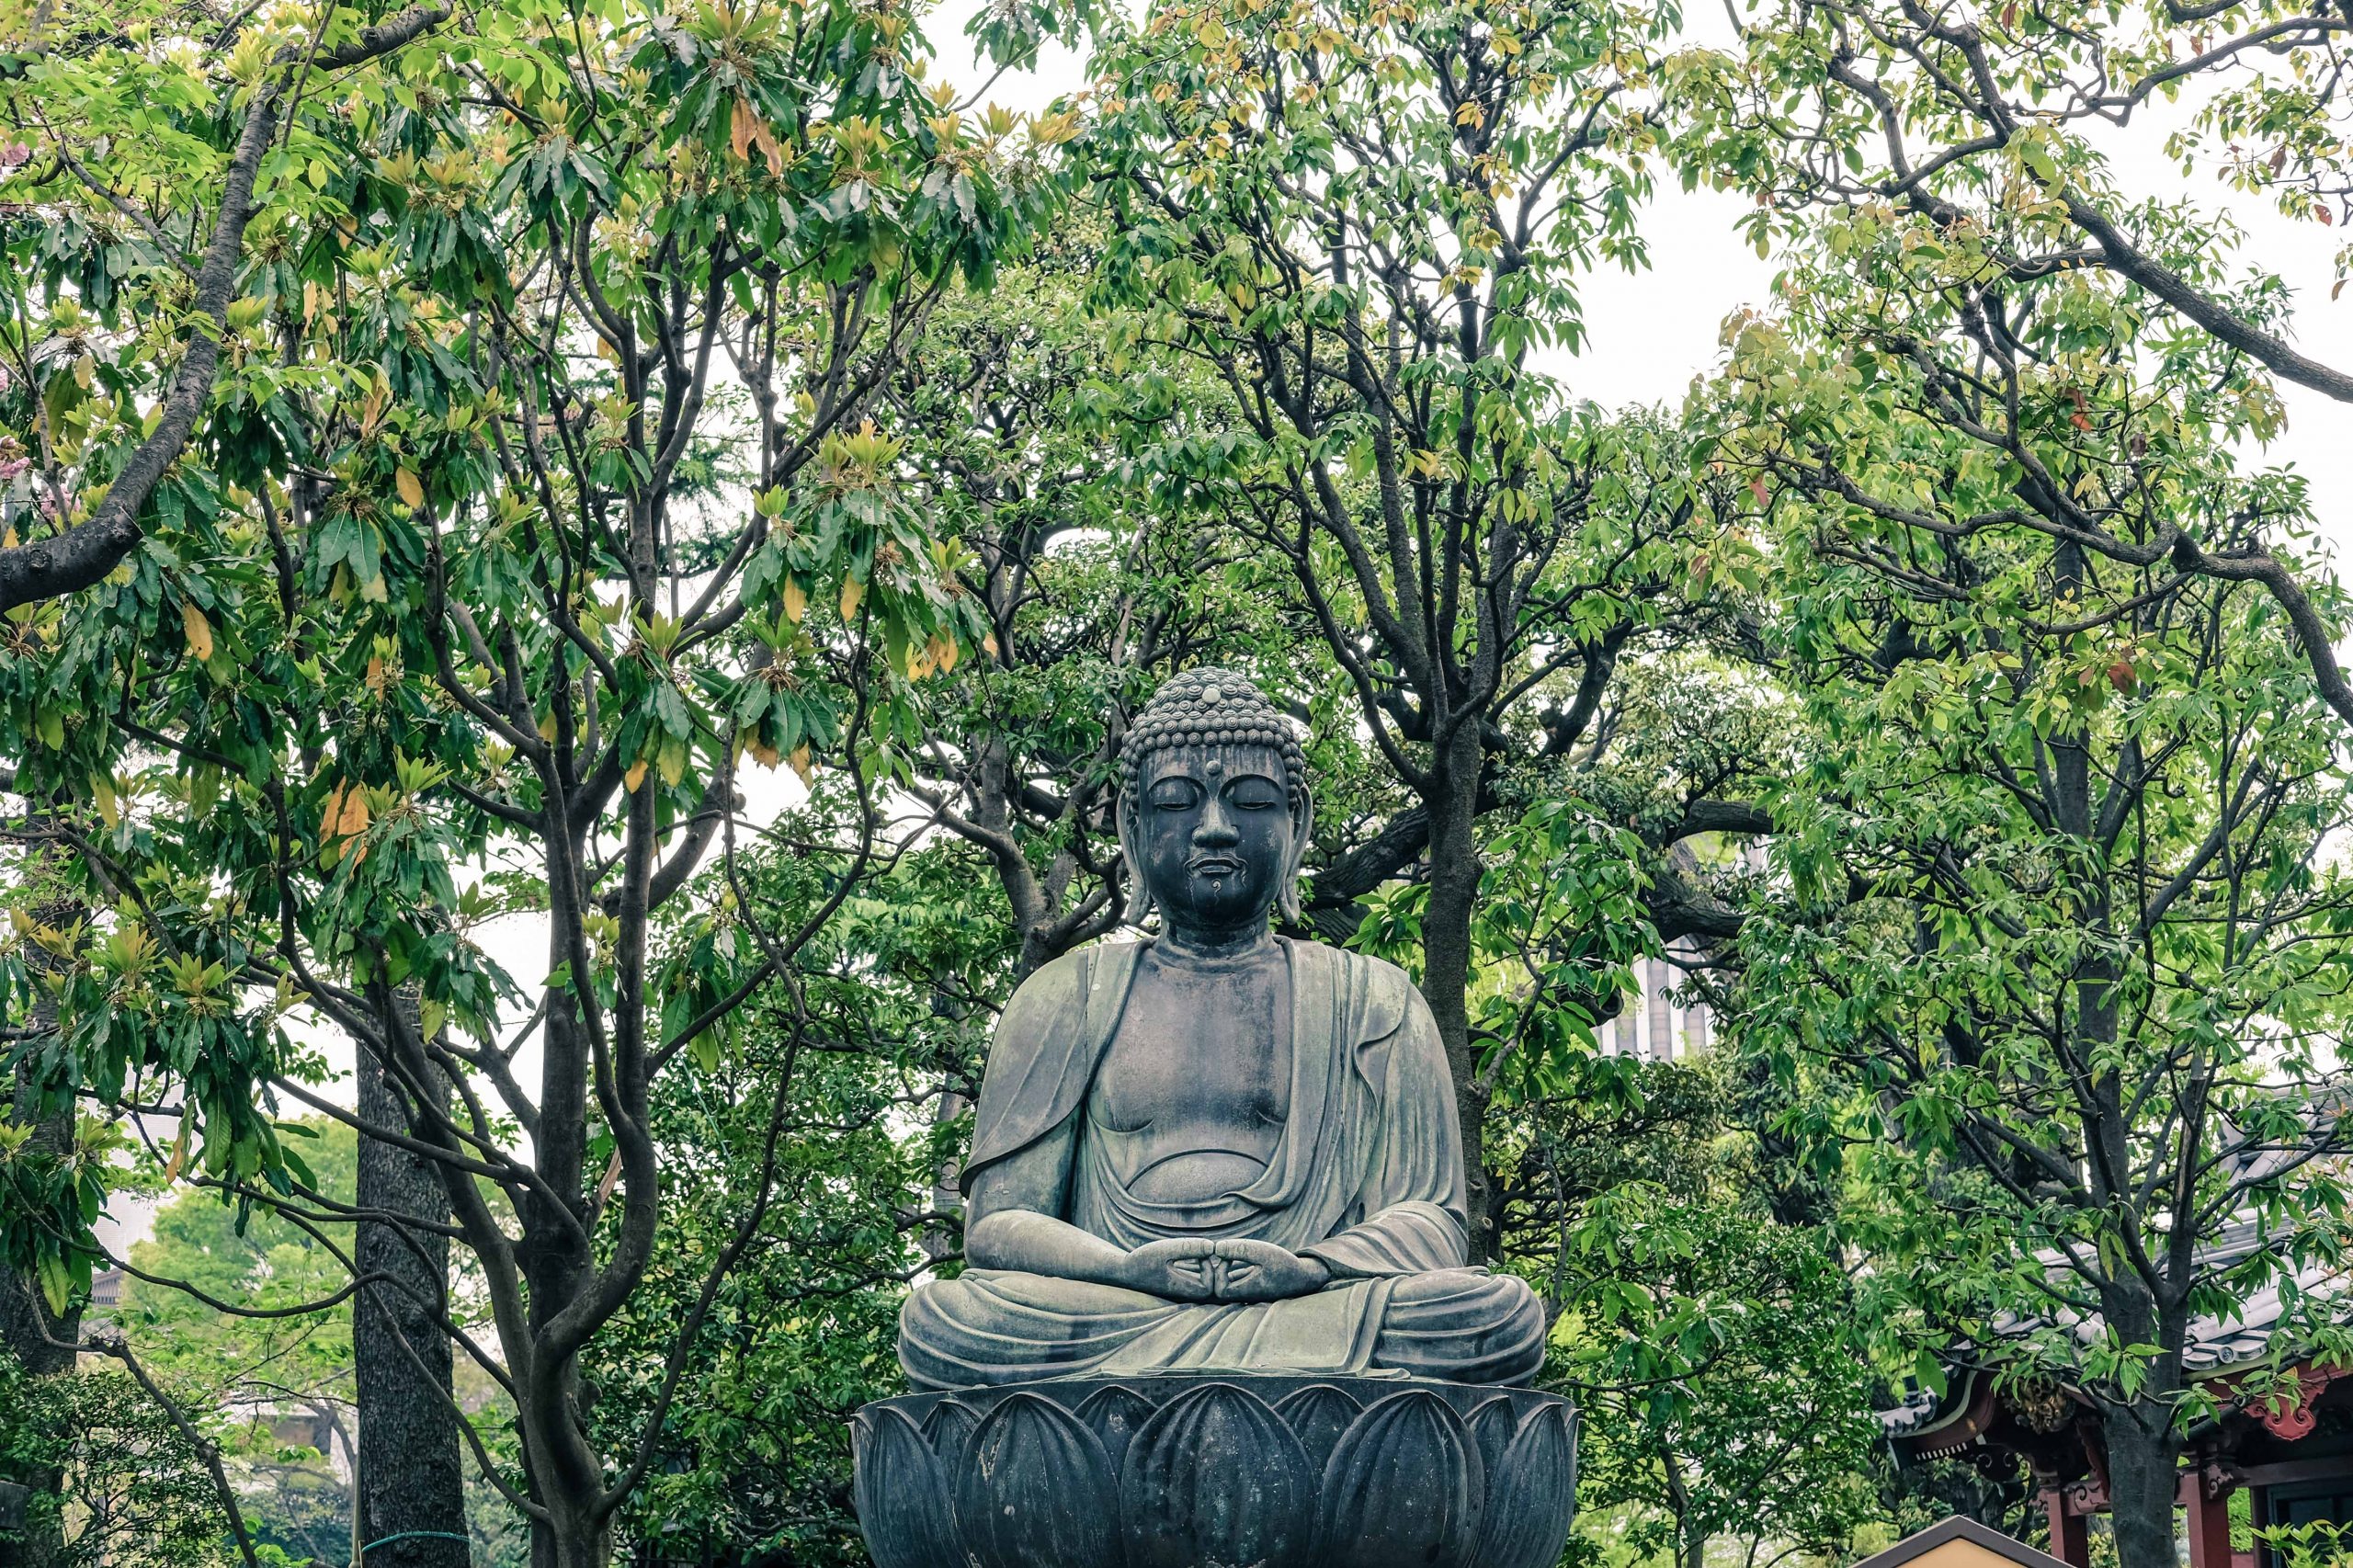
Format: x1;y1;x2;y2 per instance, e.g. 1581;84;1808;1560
899;669;1546;1391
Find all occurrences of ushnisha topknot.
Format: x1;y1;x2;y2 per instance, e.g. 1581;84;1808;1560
1117;668;1307;806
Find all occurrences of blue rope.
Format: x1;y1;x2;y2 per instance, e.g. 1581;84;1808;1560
358;1529;471;1557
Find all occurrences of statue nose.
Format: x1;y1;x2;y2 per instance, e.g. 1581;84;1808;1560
1193;801;1240;846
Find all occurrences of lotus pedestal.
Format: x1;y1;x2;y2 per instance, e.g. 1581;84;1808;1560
850;1373;1576;1568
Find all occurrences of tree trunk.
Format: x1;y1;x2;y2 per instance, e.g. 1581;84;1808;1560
354;999;468;1568
518;984;608;1568
2103;1404;2181;1568
0;1112;76;1381
1664;1446;1707;1568
2;843;85;1568
1421;722;1497;1262
0;1096;79;1568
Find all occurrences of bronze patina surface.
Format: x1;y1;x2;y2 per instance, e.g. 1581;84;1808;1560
898;669;1544;1388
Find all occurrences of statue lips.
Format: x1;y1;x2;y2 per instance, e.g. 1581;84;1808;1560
1188;854;1245;880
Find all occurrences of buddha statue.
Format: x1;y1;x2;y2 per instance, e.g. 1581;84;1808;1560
899;669;1546;1391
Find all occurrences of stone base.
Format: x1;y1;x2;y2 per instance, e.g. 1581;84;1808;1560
851;1372;1575;1568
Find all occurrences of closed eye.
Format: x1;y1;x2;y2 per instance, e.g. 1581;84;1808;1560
1225;778;1283;810
1147;778;1203;810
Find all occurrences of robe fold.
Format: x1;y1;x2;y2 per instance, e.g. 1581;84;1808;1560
898;937;1546;1390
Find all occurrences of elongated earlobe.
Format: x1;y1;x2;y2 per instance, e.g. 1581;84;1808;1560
1117;793;1155;927
1279;788;1312;926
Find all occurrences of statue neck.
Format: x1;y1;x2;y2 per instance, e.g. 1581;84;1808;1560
1154;923;1281;966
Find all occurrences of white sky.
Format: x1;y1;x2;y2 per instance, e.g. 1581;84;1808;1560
95;0;2353;1252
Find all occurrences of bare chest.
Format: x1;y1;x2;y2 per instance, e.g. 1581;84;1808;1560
1086;955;1290;1197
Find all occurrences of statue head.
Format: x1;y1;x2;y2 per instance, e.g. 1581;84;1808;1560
1116;669;1313;936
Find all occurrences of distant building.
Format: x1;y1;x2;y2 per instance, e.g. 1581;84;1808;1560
88;1267;122;1309
1599;937;1715;1062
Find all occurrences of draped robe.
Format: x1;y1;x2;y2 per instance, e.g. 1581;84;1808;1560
898;937;1545;1390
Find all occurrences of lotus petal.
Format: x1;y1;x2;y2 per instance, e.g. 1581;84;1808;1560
952;1392;1120;1568
1272;1382;1360;1475
1473;1402;1578;1568
923;1396;981;1461
1318;1389;1484;1568
1076;1383;1159;1477
1464;1397;1517;1485
1120;1382;1313;1568
851;1406;958;1568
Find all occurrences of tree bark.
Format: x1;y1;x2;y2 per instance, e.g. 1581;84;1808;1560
0;1096;79;1568
2102;1403;2181;1568
518;990;606;1568
354;999;468;1568
1;832;84;1568
1421;722;1498;1262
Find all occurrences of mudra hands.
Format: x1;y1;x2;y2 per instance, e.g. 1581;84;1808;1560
1116;1238;1332;1302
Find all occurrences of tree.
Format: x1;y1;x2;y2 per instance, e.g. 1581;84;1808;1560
1711;271;2353;1562
0;825;86;1568
1564;1188;1884;1568
1684;0;2353;731
0;1360;223;1568
0;1;1070;1563
884;224;1253;983
587;803;1014;1564
1081;0;1744;1254
0;0;454;610
106;1129;357;1567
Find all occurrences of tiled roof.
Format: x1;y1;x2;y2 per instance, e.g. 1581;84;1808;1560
1877;1222;2349;1438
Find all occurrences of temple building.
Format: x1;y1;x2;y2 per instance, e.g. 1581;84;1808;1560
1881;1224;2351;1568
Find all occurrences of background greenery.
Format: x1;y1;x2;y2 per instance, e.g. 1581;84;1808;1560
3;0;2352;1561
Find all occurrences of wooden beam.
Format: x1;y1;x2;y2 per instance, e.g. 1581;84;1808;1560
2186;1469;2235;1568
2225;1458;2353;1490
2043;1487;2090;1567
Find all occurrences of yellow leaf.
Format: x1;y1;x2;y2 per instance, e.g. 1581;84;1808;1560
839;575;864;620
783;576;807;623
731;96;757;162
93;776;119;829
788;744;812;784
181;602;214;662
748;735;780;768
624;756;649;792
318;783;370;866
396;468;424;509
162;1123;188;1186
335;785;372;840
749;115;788;176
935;634;958;675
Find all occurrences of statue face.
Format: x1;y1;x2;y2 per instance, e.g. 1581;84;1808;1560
1132;744;1296;936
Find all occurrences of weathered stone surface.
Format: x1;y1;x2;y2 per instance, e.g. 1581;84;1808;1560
851;1373;1576;1568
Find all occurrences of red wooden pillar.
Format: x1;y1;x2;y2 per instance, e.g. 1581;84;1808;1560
2044;1487;2091;1567
2185;1469;2236;1568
